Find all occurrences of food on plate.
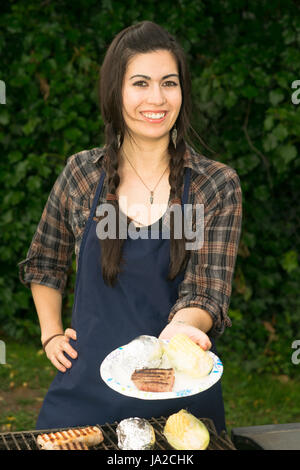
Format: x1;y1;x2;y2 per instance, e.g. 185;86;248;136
163;409;210;450
163;334;214;378
119;335;164;373
131;368;175;392
116;417;156;450
37;425;104;450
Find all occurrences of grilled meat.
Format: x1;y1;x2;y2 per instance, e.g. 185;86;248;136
131;368;175;392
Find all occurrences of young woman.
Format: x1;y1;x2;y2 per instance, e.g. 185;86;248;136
19;21;242;433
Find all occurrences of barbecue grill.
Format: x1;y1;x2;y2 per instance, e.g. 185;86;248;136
0;416;236;450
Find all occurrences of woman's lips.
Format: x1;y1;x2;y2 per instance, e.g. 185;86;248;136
140;112;168;123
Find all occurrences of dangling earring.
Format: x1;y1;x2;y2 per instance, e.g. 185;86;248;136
117;132;121;149
171;126;177;149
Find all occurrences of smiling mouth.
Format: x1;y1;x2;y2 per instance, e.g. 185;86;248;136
140;111;168;122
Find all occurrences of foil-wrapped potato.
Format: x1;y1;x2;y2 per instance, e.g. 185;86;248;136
120;335;164;374
116;417;156;450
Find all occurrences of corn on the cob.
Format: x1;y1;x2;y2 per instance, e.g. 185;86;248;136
163;334;214;378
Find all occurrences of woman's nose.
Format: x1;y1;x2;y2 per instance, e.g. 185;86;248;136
146;84;166;105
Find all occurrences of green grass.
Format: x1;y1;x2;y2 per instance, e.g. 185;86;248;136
221;355;300;435
0;337;299;434
0;337;55;431
0;338;55;391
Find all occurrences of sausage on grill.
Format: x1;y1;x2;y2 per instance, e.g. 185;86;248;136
37;425;103;450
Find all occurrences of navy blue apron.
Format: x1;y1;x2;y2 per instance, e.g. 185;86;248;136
36;166;226;433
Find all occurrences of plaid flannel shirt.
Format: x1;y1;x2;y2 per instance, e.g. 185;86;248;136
18;143;242;338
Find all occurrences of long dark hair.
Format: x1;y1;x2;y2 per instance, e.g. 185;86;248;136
98;20;193;287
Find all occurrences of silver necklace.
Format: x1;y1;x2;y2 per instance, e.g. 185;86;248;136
122;151;169;205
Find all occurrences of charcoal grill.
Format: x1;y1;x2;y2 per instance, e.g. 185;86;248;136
0;416;235;450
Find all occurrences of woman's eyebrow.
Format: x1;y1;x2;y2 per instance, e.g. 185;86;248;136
129;73;179;80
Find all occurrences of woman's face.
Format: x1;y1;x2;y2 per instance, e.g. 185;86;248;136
122;50;182;143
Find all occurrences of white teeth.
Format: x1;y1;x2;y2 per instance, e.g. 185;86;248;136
142;112;166;119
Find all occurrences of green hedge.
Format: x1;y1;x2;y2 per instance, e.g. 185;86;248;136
0;0;299;375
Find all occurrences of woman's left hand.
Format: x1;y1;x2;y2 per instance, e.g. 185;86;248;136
158;320;212;351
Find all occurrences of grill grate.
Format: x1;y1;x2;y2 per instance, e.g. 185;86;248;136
0;417;236;450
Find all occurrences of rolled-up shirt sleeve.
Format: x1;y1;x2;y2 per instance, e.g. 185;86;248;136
18;157;75;296
168;169;243;338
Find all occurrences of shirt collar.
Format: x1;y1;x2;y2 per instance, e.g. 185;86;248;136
88;142;203;174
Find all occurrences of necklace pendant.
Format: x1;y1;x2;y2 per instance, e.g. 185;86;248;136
150;191;154;204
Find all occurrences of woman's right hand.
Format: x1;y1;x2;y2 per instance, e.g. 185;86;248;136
44;328;78;373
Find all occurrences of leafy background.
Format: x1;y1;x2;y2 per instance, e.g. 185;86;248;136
0;0;299;431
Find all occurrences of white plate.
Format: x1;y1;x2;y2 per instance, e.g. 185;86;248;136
100;341;223;400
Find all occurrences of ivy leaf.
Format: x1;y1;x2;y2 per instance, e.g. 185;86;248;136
264;115;274;131
8;151;23;163
3;191;25;206
283;29;296;45
273;144;297;173
12;161;29;186
78;55;92;71
228;309;243;322
269;89;285;106
273;124;288;141
224;90;238;109
235;154;260;175
198;83;211;102
280;250;299;274
63;127;83;140
22;118;41;136
0;110;10;125
26;176;42;192
263;133;278;151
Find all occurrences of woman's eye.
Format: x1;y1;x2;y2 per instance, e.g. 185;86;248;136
133;81;147;87
133;81;178;87
164;81;178;87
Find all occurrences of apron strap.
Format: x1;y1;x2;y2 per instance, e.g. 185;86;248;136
90;169;106;218
76;169;106;274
